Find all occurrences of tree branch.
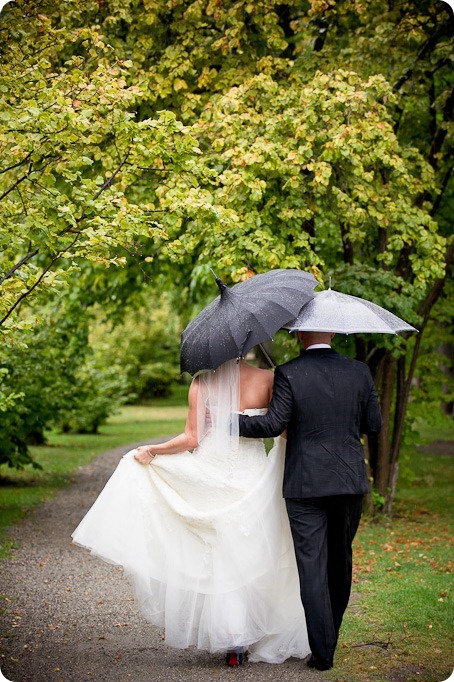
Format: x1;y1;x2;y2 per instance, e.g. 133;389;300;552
0;235;81;326
0;150;132;295
0;254;59;326
93;150;131;200
340;220;354;265
0;172;30;202
431;164;453;217
0;152;33;175
428;87;454;169
0;248;40;285
393;15;454;92
418;241;454;322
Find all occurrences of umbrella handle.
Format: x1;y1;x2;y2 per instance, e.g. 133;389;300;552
258;343;275;369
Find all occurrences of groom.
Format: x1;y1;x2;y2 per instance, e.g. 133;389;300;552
238;331;382;671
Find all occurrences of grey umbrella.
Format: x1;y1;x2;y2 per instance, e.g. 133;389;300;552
180;269;318;375
285;288;418;334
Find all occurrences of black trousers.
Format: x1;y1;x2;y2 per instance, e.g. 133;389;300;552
286;494;363;663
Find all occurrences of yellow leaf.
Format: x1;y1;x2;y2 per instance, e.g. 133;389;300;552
174;79;187;92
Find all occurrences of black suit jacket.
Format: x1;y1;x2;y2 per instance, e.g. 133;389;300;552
239;348;382;498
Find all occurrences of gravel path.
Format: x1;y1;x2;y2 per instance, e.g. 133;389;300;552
0;442;327;682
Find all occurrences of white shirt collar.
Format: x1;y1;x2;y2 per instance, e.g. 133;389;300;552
306;344;332;350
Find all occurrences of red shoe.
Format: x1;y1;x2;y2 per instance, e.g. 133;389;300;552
225;651;244;667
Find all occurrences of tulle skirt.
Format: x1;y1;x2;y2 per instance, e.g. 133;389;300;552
72;432;310;663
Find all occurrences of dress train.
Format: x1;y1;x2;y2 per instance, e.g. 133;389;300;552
72;414;310;663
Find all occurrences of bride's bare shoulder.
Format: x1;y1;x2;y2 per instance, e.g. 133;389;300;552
240;362;274;383
238;363;274;409
240;362;272;373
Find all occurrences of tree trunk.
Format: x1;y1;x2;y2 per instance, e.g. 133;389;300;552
363;435;374;514
439;341;454;417
369;241;453;513
374;351;395;498
383;355;408;513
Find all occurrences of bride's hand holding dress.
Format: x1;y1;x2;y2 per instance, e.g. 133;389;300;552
133;380;200;465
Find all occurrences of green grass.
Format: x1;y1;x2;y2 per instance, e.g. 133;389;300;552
0;403;187;554
334;440;453;682
138;382;191;406
412;411;454;445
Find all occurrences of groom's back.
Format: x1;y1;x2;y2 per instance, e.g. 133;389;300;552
281;348;380;498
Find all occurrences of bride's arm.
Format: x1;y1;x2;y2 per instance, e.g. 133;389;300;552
134;379;199;465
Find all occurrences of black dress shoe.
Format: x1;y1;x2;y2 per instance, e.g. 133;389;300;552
307;654;333;671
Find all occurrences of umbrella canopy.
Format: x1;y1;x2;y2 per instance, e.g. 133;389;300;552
285;288;418;334
181;269;317;375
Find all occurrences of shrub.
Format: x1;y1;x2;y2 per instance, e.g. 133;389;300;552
0;304;129;468
90;295;183;403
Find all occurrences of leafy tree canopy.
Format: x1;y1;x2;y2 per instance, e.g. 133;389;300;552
1;0;451;313
0;1;452;507
0;8;211;336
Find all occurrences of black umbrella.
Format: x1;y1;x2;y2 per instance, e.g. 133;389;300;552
180;269;318;375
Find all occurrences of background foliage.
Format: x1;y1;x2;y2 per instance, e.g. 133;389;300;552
0;1;452;509
0;299;129;467
89;293;184;402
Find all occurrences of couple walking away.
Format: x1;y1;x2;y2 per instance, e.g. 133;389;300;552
72;330;382;671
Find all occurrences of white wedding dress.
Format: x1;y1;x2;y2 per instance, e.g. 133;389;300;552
72;376;310;664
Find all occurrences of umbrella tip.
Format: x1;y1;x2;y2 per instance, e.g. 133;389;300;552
211;268;227;292
328;276;332;290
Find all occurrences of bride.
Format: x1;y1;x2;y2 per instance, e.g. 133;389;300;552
72;359;310;666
